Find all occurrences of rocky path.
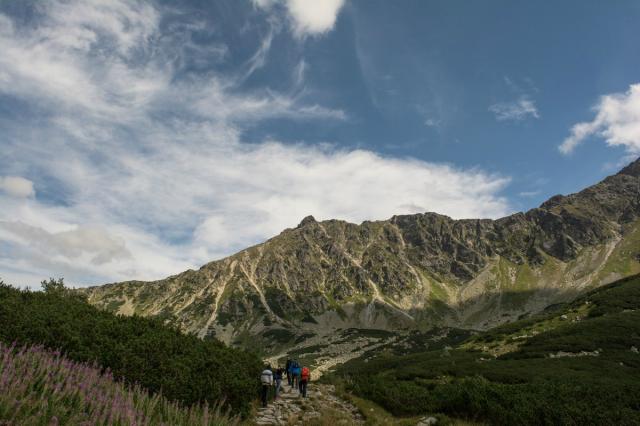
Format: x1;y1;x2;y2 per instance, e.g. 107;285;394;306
253;383;364;425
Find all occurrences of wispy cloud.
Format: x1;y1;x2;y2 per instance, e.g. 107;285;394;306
489;96;540;122
292;59;308;88
489;77;540;122
0;1;511;287
424;118;441;128
559;83;640;155
239;24;276;83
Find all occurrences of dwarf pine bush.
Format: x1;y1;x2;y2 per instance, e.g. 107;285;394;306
334;274;640;425
0;281;262;417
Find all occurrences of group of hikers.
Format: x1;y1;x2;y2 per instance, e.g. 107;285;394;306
260;359;311;407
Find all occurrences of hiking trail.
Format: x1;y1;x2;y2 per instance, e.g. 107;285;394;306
253;383;364;425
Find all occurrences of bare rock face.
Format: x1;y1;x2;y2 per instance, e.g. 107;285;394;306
297;215;317;228
83;158;640;351
618;158;640;177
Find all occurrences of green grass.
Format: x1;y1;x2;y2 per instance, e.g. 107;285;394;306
597;220;640;280
428;278;449;302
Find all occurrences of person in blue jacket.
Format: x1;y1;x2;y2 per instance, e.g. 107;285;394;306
285;359;293;386
291;360;301;389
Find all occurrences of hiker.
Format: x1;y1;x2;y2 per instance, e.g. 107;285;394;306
260;365;274;407
285;359;293;386
288;360;296;388
274;367;284;399
291;360;301;389
300;365;310;398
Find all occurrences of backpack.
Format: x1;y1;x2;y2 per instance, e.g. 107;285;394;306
261;369;273;385
301;367;310;381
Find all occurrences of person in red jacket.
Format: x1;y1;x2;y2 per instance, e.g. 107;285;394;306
299;366;310;398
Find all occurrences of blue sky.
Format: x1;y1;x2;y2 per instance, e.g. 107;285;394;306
0;0;639;287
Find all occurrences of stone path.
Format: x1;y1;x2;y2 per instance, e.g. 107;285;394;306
253;383;364;425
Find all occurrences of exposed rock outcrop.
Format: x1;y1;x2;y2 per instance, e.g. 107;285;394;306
83;158;640;352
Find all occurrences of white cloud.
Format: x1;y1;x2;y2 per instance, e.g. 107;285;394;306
252;0;279;8
425;118;441;128
285;0;346;37
0;0;164;121
0;222;131;266
0;177;35;198
253;0;346;37
489;96;540;122
0;1;511;288
0;202;191;286
560;83;640;155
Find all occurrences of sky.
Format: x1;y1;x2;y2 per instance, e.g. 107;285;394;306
1;0;639;287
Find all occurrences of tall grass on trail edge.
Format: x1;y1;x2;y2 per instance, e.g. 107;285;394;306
0;342;238;426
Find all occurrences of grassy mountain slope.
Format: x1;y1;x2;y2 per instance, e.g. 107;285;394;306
83;158;640;356
332;273;640;425
0;280;261;417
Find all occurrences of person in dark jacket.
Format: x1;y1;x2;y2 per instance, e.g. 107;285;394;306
274;367;284;399
285;359;293;386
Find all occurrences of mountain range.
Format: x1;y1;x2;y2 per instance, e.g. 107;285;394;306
84;158;640;358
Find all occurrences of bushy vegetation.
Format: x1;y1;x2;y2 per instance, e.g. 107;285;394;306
0;342;238;425
333;274;640;425
0;279;262;417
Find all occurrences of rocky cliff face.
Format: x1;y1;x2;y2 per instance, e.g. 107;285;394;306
84;159;640;353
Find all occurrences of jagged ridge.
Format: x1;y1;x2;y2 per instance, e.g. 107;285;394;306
84;158;640;349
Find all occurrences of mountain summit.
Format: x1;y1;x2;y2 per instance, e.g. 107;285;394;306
84;159;640;351
618;157;640;177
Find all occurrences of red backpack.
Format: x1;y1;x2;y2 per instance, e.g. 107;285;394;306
301;367;310;381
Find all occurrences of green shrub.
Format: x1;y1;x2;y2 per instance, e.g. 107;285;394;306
0;280;262;417
334;274;640;425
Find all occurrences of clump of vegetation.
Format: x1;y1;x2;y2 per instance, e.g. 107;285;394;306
0;342;238;425
0;279;262;418
332;274;640;425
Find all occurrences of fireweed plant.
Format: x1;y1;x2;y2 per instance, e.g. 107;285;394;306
0;342;239;425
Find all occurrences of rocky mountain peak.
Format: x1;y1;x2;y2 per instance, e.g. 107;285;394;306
539;194;565;210
83;159;640;351
617;157;640;177
297;215;317;228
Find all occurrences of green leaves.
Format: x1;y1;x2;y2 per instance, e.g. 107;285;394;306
0;283;262;418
